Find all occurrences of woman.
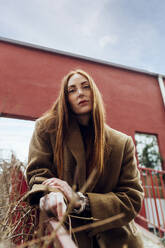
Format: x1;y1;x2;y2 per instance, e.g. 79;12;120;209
26;69;144;248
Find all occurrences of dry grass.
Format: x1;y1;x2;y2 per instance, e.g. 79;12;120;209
0;154;125;248
0;154;37;247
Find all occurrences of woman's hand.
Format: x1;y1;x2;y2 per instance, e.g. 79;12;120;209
42;178;81;209
39;192;67;220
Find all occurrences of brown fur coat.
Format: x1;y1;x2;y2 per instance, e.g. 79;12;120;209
26;117;144;248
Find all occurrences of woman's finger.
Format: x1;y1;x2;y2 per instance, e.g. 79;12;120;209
56;193;67;220
40;194;51;211
39;192;67;220
42;178;75;203
43;178;63;185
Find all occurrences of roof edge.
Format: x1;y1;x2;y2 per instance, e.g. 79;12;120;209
0;36;165;78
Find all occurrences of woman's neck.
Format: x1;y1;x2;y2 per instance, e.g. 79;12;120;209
76;113;91;126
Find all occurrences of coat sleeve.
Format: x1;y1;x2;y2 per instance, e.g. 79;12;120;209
87;136;144;235
25;119;57;205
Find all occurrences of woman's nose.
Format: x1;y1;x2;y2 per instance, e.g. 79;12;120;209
77;88;84;96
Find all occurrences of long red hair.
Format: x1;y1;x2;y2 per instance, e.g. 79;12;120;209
40;69;106;178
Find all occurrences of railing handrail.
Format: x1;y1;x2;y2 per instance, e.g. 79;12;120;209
138;166;165;174
137;165;165;238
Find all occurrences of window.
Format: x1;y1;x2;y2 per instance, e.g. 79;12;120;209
135;132;162;170
0;117;35;164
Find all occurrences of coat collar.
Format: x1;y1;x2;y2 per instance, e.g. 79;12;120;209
65;118;112;191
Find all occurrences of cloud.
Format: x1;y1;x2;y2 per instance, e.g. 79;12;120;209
99;35;118;48
0;0;165;74
80;11;100;37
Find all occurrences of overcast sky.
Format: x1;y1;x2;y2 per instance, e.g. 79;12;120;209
0;118;35;163
1;0;165;75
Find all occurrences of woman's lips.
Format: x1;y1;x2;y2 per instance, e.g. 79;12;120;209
79;100;89;105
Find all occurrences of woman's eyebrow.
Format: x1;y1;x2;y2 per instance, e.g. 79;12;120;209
68;84;76;89
68;80;88;88
81;80;88;85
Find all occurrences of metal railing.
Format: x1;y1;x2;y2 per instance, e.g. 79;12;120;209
136;166;165;238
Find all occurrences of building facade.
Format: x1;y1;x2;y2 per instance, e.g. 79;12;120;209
0;37;164;169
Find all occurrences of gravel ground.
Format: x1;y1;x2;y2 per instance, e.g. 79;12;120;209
138;224;165;248
142;234;164;248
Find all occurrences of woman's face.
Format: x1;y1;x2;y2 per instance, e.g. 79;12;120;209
67;73;93;115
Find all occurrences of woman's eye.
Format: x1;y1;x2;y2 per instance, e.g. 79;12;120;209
68;89;75;94
83;85;90;89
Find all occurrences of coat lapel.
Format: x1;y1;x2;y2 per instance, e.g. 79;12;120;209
87;135;112;192
65;118;86;189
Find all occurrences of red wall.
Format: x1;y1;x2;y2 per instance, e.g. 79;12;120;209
0;41;165;168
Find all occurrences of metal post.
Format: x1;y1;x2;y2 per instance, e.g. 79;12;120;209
158;75;165;107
